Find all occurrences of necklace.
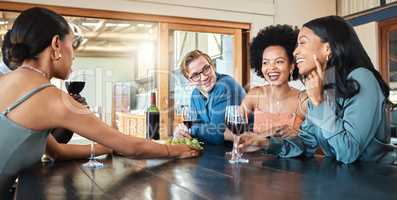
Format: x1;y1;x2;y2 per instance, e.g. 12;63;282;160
267;87;293;113
20;65;49;79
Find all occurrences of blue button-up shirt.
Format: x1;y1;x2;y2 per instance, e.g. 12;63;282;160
190;73;245;144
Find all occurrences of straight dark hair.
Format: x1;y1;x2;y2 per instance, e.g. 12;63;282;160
2;7;70;70
303;15;389;100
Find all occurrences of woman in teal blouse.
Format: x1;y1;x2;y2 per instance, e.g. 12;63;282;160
239;16;395;164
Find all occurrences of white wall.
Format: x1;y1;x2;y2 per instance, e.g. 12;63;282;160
354;22;379;69
274;0;336;27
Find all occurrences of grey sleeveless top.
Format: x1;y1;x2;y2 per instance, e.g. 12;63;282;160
0;83;54;195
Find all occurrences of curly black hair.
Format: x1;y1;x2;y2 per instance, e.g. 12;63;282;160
250;24;299;80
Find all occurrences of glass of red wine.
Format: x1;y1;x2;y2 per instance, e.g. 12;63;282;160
65;81;85;95
181;105;197;135
225;105;249;164
66;72;104;169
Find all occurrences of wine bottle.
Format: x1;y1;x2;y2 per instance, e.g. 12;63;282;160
146;92;160;140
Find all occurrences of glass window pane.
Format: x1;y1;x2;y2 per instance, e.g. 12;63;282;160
389;30;397;103
0;11;159;136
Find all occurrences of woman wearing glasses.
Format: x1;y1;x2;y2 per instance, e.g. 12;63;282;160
174;50;246;144
0;7;199;198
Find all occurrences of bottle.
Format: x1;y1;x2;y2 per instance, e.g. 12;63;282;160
146;92;160;140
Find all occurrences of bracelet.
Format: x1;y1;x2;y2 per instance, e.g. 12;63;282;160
164;144;170;157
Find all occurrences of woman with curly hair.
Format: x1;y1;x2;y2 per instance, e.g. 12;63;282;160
239;16;395;164
240;24;307;140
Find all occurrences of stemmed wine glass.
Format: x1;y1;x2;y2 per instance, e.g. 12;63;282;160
82;105;105;169
66;72;103;168
181;105;197;135
225;105;249;164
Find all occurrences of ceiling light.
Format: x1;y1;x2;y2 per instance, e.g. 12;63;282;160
82;22;100;27
105;23;130;27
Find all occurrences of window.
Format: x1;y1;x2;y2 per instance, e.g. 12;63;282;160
0;3;249;139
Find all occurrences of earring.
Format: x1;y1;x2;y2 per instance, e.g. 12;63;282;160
289;72;293;81
56;54;62;60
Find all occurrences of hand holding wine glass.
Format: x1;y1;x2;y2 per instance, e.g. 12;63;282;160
66;72;104;168
181;105;197;135
225;105;249;164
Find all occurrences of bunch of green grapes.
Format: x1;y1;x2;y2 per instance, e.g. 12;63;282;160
166;138;204;150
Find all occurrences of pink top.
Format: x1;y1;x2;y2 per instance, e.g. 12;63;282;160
252;91;305;135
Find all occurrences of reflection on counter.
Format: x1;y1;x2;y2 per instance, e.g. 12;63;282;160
116;111;183;139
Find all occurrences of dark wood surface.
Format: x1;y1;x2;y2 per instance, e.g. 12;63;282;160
17;145;397;200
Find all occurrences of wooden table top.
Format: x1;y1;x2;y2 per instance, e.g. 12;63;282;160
17;145;397;200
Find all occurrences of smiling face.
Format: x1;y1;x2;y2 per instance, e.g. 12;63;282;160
187;55;217;92
293;27;330;76
261;45;293;86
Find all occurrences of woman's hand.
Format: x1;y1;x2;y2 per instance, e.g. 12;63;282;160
270;125;298;138
238;133;268;153
305;55;324;106
168;144;200;158
71;94;88;106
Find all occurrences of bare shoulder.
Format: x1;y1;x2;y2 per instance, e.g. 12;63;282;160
28;86;81;120
247;86;265;95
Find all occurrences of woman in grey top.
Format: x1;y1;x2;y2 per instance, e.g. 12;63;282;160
0;7;199;197
239;16;395;164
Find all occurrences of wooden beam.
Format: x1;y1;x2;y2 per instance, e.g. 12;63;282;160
0;1;250;30
233;29;243;84
158;23;171;139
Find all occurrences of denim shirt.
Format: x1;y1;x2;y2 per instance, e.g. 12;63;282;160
190;73;245;144
267;68;394;164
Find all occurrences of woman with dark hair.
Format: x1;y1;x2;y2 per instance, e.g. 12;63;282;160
239;16;395;164
0;7;199;197
239;24;307;140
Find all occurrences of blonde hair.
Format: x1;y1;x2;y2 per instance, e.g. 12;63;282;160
180;50;214;79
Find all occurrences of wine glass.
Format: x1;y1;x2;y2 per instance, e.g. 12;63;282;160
181;105;197;135
82;106;104;169
225;105;249;164
65;71;85;95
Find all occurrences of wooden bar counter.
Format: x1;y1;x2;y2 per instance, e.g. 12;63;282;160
17;145;397;200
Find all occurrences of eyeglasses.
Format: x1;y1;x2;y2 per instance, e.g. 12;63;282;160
72;35;83;50
69;22;83;50
189;64;212;82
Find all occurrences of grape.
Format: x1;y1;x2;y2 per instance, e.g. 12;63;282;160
167;137;204;150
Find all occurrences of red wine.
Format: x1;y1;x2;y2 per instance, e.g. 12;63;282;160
227;122;247;135
183;120;193;129
146;112;160;140
65;81;85;94
146;92;160;140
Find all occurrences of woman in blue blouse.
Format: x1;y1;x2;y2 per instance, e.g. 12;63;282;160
239;15;395;164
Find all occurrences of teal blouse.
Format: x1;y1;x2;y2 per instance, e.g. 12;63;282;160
267;68;395;164
0;83;53;197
